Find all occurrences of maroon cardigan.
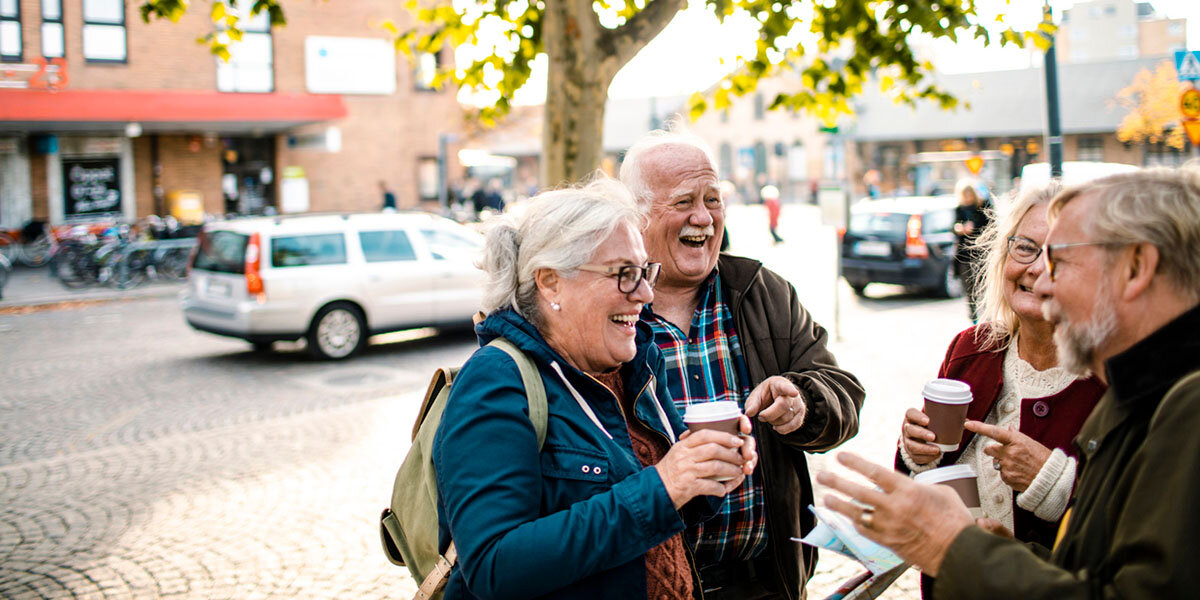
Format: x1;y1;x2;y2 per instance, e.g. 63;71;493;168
895;325;1106;548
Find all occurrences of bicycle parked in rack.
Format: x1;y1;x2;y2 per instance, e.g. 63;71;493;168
0;252;10;300
0;230;21;265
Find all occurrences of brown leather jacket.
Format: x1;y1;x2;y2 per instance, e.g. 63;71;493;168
717;254;866;599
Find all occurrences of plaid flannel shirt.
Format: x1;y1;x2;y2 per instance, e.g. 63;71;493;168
643;271;768;565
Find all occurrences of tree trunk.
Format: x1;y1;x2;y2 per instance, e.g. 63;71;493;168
540;0;684;186
541;1;618;187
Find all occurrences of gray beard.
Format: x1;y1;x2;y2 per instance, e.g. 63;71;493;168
1050;288;1118;377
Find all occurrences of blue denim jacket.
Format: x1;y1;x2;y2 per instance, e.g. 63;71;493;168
433;309;714;599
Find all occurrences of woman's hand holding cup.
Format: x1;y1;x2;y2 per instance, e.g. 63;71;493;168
901;408;943;466
656;425;753;509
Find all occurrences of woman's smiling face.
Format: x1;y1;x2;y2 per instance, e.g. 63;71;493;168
1004;203;1051;325
543;221;653;375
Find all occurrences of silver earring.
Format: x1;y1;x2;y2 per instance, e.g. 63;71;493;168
550;302;561;311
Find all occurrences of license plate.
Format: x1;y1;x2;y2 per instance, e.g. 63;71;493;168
854;241;891;257
206;278;231;297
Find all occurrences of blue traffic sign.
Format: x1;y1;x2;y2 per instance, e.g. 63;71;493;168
1176;50;1200;82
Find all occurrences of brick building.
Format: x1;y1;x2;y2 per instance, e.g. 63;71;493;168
0;0;463;229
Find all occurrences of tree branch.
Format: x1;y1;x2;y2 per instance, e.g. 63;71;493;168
605;0;688;67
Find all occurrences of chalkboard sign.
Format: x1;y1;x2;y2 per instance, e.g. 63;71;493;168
63;158;122;219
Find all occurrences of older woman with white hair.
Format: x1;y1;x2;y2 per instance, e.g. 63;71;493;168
895;182;1107;596
433;177;757;600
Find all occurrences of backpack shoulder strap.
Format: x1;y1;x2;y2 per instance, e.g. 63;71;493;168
486;337;549;450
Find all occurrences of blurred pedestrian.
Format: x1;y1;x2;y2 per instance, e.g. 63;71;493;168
864;169;881;198
896;181;1105;597
761;184;783;244
379;180;397;211
953;179;991;323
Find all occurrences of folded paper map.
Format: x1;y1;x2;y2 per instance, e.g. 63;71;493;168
792;505;905;576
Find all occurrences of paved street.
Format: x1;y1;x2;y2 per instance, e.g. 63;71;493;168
1;204;973;599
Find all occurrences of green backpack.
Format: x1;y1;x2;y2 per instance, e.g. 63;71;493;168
380;337;547;600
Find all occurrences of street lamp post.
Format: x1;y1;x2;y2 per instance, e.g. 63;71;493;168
1042;2;1064;178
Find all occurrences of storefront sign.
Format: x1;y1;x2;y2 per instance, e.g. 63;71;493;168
63;158;122;219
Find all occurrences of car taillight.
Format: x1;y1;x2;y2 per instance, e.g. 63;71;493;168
837;225;846;241
905;214;928;258
246;232;264;296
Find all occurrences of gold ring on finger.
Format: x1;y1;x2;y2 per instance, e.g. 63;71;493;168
860;507;875;528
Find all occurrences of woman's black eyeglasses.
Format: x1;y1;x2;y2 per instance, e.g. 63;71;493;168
577;262;662;294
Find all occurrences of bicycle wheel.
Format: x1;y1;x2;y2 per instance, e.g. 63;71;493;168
156;247;191;281
0;232;21;265
110;249;148;290
53;242;93;288
19;234;53;267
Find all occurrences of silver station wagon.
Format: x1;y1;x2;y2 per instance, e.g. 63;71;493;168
181;212;485;359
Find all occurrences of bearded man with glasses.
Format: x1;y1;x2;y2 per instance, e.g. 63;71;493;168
818;166;1200;600
621;127;865;600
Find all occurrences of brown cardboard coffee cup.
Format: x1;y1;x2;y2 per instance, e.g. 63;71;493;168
683;401;743;481
914;464;984;519
922;379;973;452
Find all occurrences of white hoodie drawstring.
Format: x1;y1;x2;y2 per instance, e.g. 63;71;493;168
549;362;678;445
550;361;614;440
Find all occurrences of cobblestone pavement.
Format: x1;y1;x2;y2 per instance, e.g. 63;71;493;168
1;205;972;599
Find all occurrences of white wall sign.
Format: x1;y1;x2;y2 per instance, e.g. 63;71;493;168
305;36;396;95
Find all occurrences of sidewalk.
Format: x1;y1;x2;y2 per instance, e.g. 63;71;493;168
0;264;184;310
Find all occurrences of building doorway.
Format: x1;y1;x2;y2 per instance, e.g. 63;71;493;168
222;137;276;215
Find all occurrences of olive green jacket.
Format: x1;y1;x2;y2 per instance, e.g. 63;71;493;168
717;254;866;600
935;303;1200;599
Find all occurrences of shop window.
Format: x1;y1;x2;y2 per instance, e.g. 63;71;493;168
718;142;733;180
216;0;273;93
417;156;438;200
1;0;20;62
753;140;767;175
415;51;438;91
879;144;902;167
82;0;125;62
42;0;63;57
1076;137;1104;162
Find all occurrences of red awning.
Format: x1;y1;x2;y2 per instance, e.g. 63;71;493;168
0;89;347;132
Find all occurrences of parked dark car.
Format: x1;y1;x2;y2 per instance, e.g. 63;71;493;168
841;195;962;298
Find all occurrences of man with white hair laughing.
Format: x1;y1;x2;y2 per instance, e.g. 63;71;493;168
622;128;865;600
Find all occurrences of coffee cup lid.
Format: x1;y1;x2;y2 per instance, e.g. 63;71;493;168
683;400;742;422
922;378;973;404
913;464;977;485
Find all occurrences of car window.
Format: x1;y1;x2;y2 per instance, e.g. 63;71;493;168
419;227;481;260
271;233;347;268
193;230;247;274
923;209;956;234
359;230;417;263
849;213;908;235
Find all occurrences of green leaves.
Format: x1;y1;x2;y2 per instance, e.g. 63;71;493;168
139;0;188;23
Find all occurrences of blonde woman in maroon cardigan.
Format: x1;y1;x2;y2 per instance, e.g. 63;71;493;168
895;182;1106;595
